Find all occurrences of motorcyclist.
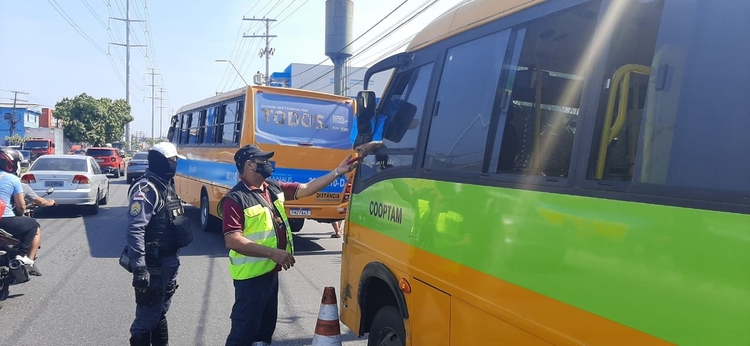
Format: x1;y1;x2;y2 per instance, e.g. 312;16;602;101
21;183;56;209
0;147;42;276
125;142;192;346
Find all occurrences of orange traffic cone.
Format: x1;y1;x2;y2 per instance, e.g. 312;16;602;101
312;286;342;346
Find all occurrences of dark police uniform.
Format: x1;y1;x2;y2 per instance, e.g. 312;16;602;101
126;172;192;345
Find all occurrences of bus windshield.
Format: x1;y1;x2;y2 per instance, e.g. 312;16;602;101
255;92;352;149
24;140;49;149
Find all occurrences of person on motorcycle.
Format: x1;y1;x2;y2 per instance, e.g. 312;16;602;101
21;183;56;209
125;142;192;346
0;147;42;276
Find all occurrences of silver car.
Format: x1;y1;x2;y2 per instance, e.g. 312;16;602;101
22;155;110;215
126;152;148;184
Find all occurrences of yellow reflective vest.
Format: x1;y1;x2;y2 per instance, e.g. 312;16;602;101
218;180;294;280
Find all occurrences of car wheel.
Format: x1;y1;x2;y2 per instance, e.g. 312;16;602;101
99;184;109;205
200;193;221;232
88;190;100;215
367;306;406;346
113;169;120;178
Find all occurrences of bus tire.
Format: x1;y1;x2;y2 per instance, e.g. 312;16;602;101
367;305;405;346
288;218;304;233
200;192;221;232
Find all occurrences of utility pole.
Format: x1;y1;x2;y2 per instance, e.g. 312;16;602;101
157;88;168;140
6;90;28;138
110;0;146;152
243;17;277;86
145;68;161;144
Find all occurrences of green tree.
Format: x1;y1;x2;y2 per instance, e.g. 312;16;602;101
53;93;134;146
5;134;25;146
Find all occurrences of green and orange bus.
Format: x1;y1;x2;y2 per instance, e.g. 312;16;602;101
167;86;355;232
341;0;749;344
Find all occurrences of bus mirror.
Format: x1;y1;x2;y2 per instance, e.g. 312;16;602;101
356;91;377;135
167;127;175;142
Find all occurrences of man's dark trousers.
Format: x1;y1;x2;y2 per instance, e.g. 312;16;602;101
225;271;279;345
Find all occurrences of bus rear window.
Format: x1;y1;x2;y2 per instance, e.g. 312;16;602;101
254;92;353;149
86;149;115;156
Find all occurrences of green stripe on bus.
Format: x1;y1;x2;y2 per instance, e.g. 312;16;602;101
351;178;750;345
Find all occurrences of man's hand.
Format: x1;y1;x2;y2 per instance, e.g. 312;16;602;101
269;249;295;270
354;141;384;157
336;154;360;176
132;266;150;292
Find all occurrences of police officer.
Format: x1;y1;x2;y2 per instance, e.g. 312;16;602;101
126;142;192;346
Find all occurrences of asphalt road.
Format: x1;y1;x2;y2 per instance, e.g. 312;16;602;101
0;177;367;346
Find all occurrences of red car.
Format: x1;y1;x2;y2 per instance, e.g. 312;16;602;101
86;147;126;178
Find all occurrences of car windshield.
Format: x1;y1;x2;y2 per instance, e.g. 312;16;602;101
87;149;115;156
19;150;31;160
31;158;88;172
24;141;49;149
133;153;148;160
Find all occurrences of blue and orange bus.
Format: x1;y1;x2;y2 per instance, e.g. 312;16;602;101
167;85;355;232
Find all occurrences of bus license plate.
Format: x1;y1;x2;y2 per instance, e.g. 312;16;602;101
45;181;64;187
289;208;311;216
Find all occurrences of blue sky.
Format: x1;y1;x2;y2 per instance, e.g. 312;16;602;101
0;0;463;139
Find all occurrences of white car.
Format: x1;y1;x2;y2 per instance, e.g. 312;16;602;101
21;155;110;215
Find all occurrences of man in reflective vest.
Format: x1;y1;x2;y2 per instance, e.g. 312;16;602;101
219;144;358;346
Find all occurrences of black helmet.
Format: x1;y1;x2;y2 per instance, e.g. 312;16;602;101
0;147;22;175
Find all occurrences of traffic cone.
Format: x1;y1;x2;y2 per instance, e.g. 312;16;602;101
312;286;342;346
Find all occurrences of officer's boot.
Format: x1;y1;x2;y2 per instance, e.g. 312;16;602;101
129;332;151;346
151;317;169;346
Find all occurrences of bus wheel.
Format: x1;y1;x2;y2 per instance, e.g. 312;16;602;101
288;218;304;233
367;306;405;346
200;193;221;232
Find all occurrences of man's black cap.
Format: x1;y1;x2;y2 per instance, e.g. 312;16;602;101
234;144;274;167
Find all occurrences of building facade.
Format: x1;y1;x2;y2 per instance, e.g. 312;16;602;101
0;105;62;145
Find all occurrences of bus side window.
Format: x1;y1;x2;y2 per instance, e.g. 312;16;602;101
360;63;433;179
181;113;192;145
203;107;220;144
587;0;665;182
494;1;601;177
425;29;511;173
221;100;242;145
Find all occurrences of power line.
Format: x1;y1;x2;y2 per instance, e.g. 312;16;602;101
81;0;108;28
299;0;440;90
3;90;29;138
272;0;310;28
264;0;284;18
110;0;147;151
243;18;277;86
289;0;407;80
145;68;161;143
46;0;107;54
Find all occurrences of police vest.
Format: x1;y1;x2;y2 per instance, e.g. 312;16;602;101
218;180;294;280
134;175;193;250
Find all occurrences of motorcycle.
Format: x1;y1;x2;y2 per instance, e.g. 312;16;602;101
0;187;54;309
0;228;30;309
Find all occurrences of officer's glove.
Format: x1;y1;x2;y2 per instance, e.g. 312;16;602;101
132;266;150;292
